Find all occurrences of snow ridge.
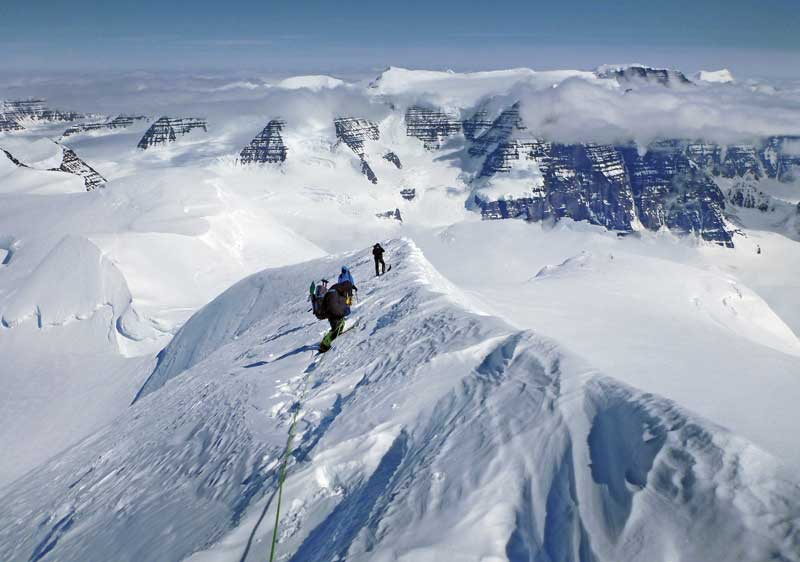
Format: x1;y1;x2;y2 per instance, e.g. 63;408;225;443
1;240;798;562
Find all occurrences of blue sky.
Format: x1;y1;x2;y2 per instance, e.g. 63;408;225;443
1;0;799;77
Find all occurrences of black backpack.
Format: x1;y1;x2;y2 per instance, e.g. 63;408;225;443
309;280;328;319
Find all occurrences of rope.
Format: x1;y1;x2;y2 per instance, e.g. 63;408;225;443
268;353;317;562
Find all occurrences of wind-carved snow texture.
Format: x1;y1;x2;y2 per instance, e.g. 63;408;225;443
137;117;207;149
334;117;380;183
405;105;462;149
1;241;798;562
239;119;288;164
61;115;148;138
596;65;694;88
1;99;83;123
53;147;107;191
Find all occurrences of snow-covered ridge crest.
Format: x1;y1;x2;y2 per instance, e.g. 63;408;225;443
1;238;798;562
133;239;482;402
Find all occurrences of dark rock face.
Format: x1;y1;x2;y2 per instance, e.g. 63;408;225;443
598;66;693;88
361;160;378;184
474;117;800;247
478;142;638;234
759;136;800;181
1;99;83;122
469;103;525;159
334;117;379;156
62;115;148;138
726;180;771;212
383;151;402;169
334;117;380;183
53;147;107;191
619;142;733;246
475;133;734;245
376;208;402;221
239;119;288;164
462;110;493;141
405;106;461;149
400;188;416;200
1;148;28;167
3;144;105;190
0;113;24;132
137;117;207;149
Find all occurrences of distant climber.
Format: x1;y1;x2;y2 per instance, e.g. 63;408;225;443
372;243;386;276
337;266;357;303
318;280;354;352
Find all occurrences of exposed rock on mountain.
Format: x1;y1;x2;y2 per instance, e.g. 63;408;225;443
62;115;148;138
0;113;24;132
469;102;525;159
239;119;288;164
376;208;402;221
137;117;207;149
726;180;771;212
52;147;107;191
619;142;734;246
597;65;694;88
334;117;380;183
361;160;378;184
1;99;83;122
334;117;379;156
760;136;800;181
383;151;402;169
400;188;416;200
405;106;461;149
1;148;28;167
462;109;493;141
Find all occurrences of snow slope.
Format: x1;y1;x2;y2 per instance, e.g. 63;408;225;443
0;240;798;562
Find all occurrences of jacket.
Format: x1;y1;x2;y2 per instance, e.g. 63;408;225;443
372;244;384;258
338;266;356;288
322;281;353;318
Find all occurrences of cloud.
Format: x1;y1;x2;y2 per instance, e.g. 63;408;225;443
509;76;800;145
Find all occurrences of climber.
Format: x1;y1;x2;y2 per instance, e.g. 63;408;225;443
373;243;386;276
337;266;357;303
318;280;354;352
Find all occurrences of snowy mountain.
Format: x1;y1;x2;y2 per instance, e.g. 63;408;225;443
1;66;800;561
1;241;798;562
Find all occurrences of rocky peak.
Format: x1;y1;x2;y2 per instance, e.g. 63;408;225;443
62;115;148;138
405;106;461;149
0;113;24;132
334;117;379;157
52;147;107;191
137;117;207;149
1;99;83;122
383;151;402;169
334;117;380;183
597;65;693;88
239;119;288;164
468;102;525;158
462;109;493;141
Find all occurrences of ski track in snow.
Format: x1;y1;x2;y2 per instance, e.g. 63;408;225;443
0;241;798;562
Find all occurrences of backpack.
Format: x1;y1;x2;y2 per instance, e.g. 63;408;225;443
309;280;328;319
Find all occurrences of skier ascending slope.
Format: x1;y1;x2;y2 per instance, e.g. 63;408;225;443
318;280;354;352
373;243;386;276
